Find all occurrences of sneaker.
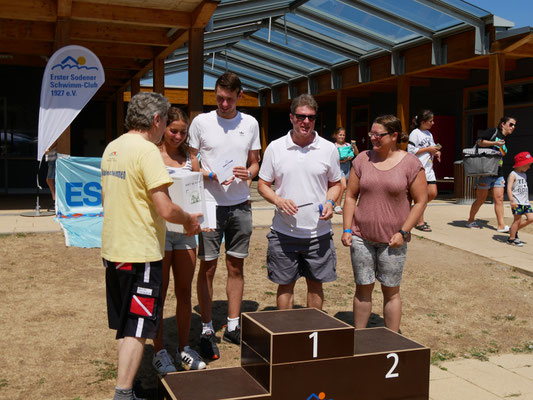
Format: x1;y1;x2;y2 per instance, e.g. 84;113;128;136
497;225;510;233
152;349;177;374
223;326;241;345
466;221;481;229
200;331;220;360
334;206;343;214
178;348;206;370
507;238;524;247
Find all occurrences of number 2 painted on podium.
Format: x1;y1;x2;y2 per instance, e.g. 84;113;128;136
309;331;318;358
386;353;399;378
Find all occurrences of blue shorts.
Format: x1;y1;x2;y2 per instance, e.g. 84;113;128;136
512;205;533;215
340;161;351;178
475;176;505;189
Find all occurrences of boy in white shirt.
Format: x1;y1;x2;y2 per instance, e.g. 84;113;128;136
506;151;533;246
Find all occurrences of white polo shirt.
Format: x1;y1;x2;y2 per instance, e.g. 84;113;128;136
259;131;342;239
189;110;261;206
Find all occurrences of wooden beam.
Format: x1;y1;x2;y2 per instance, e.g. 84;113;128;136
0;0;56;22
153;56;165;94
188;27;204;120
98;56;146;71
191;0;219;28
397;75;410;151
71;39;155;59
0;39;53;56
54;18;71;51
70;21;170;46
0;19;55;41
57;0;72;18
71;1;191;28
488;53;505;128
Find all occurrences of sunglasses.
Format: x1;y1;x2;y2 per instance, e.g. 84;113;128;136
509;123;516;127
368;131;391;139
293;114;317;122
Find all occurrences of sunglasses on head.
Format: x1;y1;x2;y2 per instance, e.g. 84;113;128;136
293;113;317;122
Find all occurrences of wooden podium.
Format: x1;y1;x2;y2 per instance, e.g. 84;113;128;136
159;308;430;399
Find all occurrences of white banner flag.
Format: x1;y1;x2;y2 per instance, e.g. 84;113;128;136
37;45;105;160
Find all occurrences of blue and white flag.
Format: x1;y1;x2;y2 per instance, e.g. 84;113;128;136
56;156;102;248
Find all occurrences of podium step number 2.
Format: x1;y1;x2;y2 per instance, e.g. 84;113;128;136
159;308;430;400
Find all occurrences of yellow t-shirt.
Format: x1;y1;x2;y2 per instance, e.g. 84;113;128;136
101;133;173;262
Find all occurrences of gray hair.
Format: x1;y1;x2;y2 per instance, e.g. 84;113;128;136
125;92;170;131
290;94;318;114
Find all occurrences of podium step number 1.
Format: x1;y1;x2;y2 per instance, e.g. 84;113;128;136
159;308;430;400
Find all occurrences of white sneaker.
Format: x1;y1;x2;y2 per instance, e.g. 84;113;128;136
178;347;206;370
152;349;177;374
497;225;510;233
334;206;343;214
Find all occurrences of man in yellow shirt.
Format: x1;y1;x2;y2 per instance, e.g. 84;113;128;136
101;92;202;400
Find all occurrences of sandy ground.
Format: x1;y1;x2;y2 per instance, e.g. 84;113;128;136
1;225;533;400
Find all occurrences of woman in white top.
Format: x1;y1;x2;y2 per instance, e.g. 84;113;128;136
408;110;441;232
152;107;206;373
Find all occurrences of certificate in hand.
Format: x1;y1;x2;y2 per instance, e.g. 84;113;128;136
212;156;236;183
167;171;214;232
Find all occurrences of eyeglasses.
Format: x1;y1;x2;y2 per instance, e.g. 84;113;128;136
509;123;516;127
368;131;391;139
293;114;317;122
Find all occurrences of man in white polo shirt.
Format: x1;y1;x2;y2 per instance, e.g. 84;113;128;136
189;72;261;359
258;94;342;310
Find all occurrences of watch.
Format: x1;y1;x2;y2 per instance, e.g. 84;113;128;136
398;229;411;241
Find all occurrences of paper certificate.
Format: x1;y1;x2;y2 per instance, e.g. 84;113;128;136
212;156;236;183
167;171;212;232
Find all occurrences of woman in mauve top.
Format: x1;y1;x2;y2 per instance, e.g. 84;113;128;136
341;115;427;333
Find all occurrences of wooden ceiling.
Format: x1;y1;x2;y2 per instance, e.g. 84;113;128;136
0;0;219;99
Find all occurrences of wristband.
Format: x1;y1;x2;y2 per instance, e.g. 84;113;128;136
209;172;214;181
343;229;351;233
326;199;335;207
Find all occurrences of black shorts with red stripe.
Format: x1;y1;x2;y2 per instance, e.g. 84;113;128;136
103;259;163;340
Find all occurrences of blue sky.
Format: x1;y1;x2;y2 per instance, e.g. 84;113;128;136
466;0;533;28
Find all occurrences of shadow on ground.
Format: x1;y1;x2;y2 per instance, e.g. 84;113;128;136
448;219;495;229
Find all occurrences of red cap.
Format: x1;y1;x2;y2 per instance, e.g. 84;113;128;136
513;151;533;168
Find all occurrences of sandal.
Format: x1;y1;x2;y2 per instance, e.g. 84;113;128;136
414;223;432;232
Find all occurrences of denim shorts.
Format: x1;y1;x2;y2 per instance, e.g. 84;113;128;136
475;176;505;189
165;231;197;251
266;230;337;285
349;235;407;287
340;161;351;178
198;201;252;261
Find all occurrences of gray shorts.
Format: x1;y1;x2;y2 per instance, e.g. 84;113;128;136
350;235;407;287
266;230;337;285
198;201;252;261
165;231;197;251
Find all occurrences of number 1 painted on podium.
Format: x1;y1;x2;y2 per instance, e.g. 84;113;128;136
309;331;318;358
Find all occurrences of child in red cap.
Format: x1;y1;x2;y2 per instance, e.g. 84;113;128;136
506;151;533;246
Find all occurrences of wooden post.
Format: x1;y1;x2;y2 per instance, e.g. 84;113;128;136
261;107;269;155
53;18;71;155
397;75;410;150
131;77;141;98
336;90;346;130
188;27;204;121
105;100;113;144
116;90;125;136
153;57;165;95
488;53;505;128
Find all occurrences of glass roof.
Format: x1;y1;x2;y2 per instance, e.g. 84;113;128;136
157;0;495;92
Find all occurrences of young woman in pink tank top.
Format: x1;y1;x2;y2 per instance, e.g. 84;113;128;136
341;115;427;333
